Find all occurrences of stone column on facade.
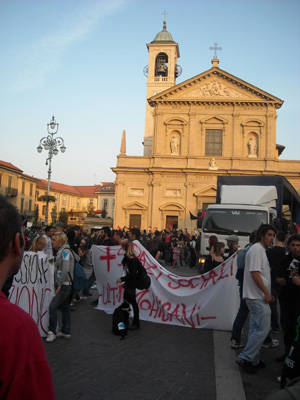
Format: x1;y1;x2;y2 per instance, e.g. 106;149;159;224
113;176;125;229
188;112;198;157
151;177;161;229
153;108;161;156
232;106;239;157
266;107;276;159
220;115;229;158
147;176;153;229
199;118;205;157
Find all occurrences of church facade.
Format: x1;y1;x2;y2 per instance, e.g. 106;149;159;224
113;22;300;231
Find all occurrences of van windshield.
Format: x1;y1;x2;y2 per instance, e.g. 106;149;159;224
202;209;268;235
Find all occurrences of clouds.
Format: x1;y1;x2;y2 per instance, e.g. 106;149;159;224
12;0;128;91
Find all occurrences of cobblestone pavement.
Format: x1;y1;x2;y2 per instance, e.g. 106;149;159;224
44;296;216;400
44;263;285;400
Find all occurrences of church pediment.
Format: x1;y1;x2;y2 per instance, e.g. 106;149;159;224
149;67;283;106
193;184;217;197
123;201;147;210
159;202;185;211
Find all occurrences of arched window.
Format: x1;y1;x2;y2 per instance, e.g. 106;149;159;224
155;52;168;77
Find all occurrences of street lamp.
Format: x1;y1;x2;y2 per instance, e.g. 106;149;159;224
36;115;66;225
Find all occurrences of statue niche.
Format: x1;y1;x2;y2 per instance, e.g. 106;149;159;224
247;135;258;158
170;132;180;155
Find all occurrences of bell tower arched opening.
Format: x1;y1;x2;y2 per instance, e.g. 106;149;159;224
155;52;168;77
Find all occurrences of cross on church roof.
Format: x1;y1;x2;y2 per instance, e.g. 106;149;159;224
209;43;222;59
162;9;167;29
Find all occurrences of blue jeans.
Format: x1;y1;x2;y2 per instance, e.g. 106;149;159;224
231;283;249;343
237;299;271;365
49;285;72;334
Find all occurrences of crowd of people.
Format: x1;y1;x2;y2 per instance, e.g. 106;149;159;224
1;192;300;398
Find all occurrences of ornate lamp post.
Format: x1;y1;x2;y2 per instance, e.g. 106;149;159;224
37;116;66;225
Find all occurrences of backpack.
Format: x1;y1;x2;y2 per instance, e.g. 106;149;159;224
135;259;151;290
112;302;130;339
68;249;88;296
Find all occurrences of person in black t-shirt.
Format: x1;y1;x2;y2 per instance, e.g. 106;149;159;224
276;234;300;354
149;231;164;260
117;241;146;330
267;231;287;332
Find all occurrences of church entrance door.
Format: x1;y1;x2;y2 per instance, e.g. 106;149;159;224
166;215;178;230
129;214;141;229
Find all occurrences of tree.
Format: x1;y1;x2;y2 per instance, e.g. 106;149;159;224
58;210;68;225
101;208;107;218
33;205;39;226
87;202;95;216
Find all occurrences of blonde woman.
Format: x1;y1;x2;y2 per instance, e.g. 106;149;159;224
30;235;46;253
117;240;150;330
46;232;78;343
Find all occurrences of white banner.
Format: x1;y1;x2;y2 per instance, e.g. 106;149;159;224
92;241;240;331
9;252;55;336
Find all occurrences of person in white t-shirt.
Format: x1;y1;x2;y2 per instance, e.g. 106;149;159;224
236;224;276;374
43;225;54;258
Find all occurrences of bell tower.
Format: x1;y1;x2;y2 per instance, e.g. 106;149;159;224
143;20;180;156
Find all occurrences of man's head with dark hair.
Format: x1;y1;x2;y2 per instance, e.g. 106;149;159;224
73;225;81;236
45;225;55;237
0;195;24;289
249;230;257;244
287;234;300;258
113;230;122;245
154;230;161;238
103;226;111;239
129;228;140;241
256;224;276;248
276;231;286;244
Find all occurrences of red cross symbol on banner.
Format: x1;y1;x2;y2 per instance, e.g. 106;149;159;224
100;247;116;273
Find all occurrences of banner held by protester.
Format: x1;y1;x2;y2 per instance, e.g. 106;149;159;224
9;252;55;336
92;241;239;331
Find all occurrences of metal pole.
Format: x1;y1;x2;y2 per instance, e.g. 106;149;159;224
37;116;66;226
45;152;52;226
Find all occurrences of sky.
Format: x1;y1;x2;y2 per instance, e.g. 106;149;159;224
1;0;300;185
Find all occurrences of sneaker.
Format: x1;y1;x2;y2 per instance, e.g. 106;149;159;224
57;332;71;339
231;340;243;349
46;331;56;343
236;359;257;374
262;339;279;348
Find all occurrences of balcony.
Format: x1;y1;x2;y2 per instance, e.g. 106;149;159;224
5;187;18;197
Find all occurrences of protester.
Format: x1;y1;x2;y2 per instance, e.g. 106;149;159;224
117;240;145;330
46;232;77;343
226;235;239;258
149;230;164;260
128;227;141;242
0;194;56;399
203;241;225;273
267;230;287;333
236;224;276;373
231;230;257;349
43;225;54;258
276;234;300;357
54;222;65;233
30;235;47;253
